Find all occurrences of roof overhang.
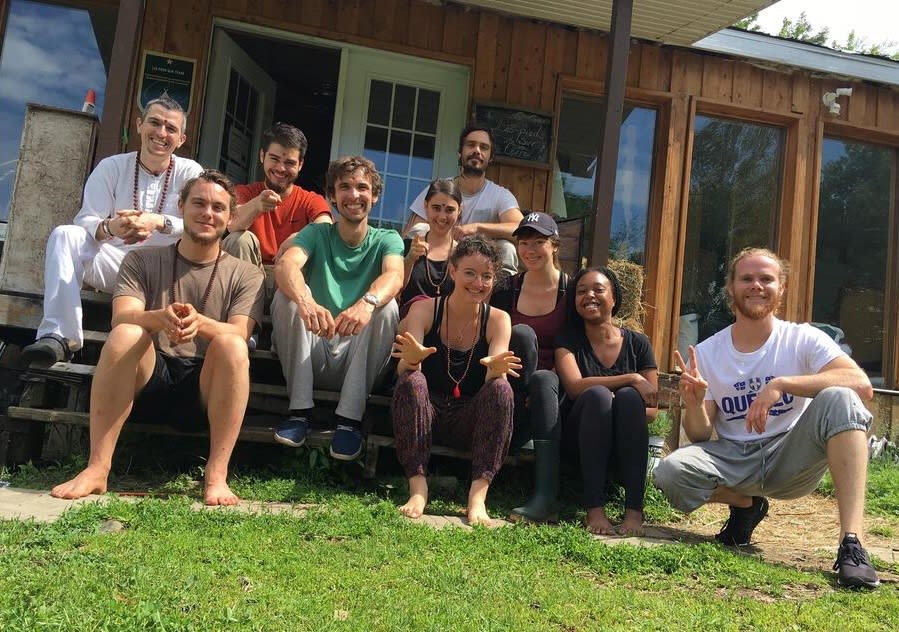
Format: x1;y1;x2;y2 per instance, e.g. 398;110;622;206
695;29;899;88
454;0;779;46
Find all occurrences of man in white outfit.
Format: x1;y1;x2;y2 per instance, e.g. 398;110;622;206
22;96;203;365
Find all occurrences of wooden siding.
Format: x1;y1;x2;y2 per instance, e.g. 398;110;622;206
110;0;899;376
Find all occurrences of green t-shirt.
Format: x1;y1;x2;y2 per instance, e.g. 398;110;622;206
294;223;404;316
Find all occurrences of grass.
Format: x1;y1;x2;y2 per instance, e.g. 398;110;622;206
1;440;897;630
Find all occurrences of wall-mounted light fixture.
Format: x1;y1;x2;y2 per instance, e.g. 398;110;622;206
822;87;852;115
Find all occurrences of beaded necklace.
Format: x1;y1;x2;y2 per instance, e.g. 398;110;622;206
133;155;175;214
443;300;482;399
168;241;221;316
422;235;454;297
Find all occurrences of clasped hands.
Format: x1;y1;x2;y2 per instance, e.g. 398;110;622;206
161;302;200;345
109;210;165;244
392;331;522;380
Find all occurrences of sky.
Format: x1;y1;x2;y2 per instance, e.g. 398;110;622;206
755;0;899;53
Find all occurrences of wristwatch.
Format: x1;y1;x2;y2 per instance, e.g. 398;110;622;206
361;293;380;308
159;216;174;234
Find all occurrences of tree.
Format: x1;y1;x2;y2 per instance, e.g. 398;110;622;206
733;12;898;59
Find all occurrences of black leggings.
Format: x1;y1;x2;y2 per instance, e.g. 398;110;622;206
509;324;561;446
564;385;648;510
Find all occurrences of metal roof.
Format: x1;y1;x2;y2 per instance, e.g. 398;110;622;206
455;0;779;46
694;28;899;87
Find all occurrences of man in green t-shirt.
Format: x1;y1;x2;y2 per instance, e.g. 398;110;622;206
272;156;404;460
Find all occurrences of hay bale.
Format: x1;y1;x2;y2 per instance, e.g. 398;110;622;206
607;258;645;332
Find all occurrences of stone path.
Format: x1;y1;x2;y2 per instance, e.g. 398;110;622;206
0;487;666;547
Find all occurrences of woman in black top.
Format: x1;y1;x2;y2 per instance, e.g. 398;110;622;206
392;236;521;525
555;267;658;536
399;178;460;312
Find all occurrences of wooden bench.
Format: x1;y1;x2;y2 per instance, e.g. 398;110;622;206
0;282;683;477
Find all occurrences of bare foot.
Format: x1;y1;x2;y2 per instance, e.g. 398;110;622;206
467;500;493;527
585;507;616;535
616;508;645;537
204;480;239;506
50;466;108;500
467;477;493;526
399;475;428;519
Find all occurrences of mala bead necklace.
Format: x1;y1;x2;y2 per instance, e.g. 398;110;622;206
423;235;454;296
444;300;482;399
133;155;175;213
169;241;221;316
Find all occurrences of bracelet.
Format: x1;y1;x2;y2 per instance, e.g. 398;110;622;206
101;217;112;240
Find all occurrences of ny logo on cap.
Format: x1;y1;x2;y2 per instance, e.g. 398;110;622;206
525;213;541;223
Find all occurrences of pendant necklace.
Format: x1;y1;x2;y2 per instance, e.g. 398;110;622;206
444;300;482;399
169;241;222;316
423;234;453;296
133;155;175;214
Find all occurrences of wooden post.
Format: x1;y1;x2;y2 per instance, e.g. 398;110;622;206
589;0;633;266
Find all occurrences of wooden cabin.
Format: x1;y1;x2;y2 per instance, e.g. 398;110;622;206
0;0;898;394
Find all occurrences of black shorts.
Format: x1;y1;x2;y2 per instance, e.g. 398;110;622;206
130;351;207;430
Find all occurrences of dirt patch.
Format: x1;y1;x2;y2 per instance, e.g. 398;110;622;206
658;493;899;585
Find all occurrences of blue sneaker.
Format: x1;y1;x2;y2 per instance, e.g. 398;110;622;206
330;424;363;461
274;416;309;448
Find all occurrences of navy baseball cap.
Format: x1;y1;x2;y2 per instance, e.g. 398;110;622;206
513;212;559;237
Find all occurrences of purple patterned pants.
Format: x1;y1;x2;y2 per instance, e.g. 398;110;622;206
391;371;514;482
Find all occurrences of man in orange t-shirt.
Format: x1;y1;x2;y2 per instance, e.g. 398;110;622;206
223;123;332;268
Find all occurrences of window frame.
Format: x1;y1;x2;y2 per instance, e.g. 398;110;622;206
813;119;899;387
552;75;671;338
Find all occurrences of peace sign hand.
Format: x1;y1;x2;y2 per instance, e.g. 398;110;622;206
673;345;708;409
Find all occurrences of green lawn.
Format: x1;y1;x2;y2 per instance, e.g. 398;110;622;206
1;442;897;631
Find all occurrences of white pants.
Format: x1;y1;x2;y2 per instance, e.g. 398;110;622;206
271;290;398;421
37;224;126;349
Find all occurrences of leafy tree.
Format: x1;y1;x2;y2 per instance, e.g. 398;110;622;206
733;11;898;59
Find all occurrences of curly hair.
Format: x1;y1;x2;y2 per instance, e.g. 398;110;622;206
325;155;383;199
449;234;502;274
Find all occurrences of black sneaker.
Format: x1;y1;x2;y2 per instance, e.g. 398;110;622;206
715;496;769;546
330;424;363;461
833;533;880;589
22;334;71;366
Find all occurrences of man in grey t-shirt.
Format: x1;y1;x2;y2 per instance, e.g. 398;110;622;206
403;125;523;277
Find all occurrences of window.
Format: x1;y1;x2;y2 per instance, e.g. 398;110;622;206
363;79;440;231
0;0;115;222
678;115;784;353
554;95;657;264
813;138;894;384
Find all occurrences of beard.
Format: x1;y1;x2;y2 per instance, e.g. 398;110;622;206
264;175;289;194
733;294;779;320
185;224;225;246
458;154;486;177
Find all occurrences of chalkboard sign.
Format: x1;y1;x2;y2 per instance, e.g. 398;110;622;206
473;103;552;167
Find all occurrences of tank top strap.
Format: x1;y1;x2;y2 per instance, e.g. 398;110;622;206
480;303;490;338
430;295;446;335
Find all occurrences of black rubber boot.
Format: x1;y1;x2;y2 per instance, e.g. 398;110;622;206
511;439;560;523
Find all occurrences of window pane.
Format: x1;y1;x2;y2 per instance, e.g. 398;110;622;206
367;80;392;126
363;125;388;173
0;0;114;221
554;95;656;264
813;138;893;381
678;115;783;352
392;84;415;130
411;134;435;179
416;89;439;133
386;130;411;175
